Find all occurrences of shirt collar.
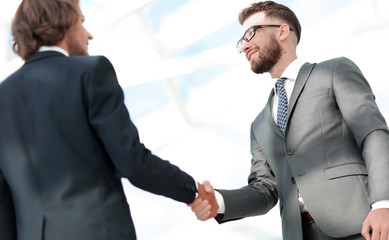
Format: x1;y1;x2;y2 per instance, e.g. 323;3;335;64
38;46;69;57
280;58;305;81
272;58;305;92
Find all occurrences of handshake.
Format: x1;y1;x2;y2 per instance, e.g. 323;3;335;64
189;181;219;221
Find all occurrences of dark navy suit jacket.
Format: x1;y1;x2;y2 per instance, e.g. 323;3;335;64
0;51;196;240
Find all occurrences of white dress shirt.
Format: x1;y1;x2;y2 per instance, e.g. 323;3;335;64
38;46;69;56
270;58;304;123
215;58;389;214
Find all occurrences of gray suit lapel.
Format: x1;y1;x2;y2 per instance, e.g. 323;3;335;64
287;63;316;118
264;62;316;137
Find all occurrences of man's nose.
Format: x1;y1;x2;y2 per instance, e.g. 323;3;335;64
241;40;251;54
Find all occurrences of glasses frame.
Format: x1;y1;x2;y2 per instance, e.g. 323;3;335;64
236;24;294;53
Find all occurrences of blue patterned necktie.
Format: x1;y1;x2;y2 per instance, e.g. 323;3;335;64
276;77;288;134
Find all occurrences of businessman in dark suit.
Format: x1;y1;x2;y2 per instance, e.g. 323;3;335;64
0;0;217;239
190;1;389;240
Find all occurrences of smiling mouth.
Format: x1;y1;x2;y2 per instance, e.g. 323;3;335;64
247;50;257;62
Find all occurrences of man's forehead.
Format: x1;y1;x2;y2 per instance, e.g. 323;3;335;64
241;12;268;33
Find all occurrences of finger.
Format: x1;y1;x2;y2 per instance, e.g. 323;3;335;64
193;200;210;213
198;213;211;221
190;200;205;213
197;211;210;220
196;207;211;220
189;198;203;208
191;200;210;214
371;229;379;240
380;230;388;240
196;208;211;220
361;223;372;240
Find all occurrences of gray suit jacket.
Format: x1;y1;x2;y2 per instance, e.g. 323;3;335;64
216;57;389;239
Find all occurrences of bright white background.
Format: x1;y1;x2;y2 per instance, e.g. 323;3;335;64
1;0;389;239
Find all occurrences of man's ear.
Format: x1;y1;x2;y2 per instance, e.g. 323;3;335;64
278;24;291;42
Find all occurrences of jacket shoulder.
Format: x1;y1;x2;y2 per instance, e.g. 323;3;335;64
67;55;113;67
316;56;356;68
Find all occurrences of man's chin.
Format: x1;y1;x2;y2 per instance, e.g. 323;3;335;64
251;61;274;74
251;65;266;74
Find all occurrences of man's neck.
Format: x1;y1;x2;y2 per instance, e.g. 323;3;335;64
55;38;69;55
269;55;297;79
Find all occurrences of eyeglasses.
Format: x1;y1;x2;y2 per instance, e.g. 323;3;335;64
236;25;294;53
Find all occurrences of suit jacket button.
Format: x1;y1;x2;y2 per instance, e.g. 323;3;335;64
287;149;294;155
290;177;296;184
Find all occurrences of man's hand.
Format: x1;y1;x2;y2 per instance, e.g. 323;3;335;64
361;208;389;240
189;180;218;221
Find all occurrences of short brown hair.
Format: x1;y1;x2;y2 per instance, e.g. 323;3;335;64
239;1;301;44
11;0;80;60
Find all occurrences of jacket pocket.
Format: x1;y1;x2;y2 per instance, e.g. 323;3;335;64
298;88;329;103
324;163;367;180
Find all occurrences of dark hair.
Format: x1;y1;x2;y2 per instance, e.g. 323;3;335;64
239;1;301;44
11;0;80;60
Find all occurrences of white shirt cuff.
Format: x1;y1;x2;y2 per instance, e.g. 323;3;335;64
372;200;389;210
215;191;225;214
195;182;199;198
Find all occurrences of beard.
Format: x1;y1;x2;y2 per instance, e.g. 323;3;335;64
66;31;88;56
67;39;88;56
251;35;282;74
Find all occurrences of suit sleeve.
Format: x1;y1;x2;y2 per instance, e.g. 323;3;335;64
0;169;17;240
333;57;389;204
84;56;196;204
215;124;278;223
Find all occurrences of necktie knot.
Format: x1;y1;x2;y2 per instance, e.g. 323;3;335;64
276;77;287;91
276;77;288;134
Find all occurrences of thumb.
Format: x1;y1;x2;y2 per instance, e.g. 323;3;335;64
202;180;214;193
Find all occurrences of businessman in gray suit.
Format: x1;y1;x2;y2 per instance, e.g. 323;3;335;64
190;1;389;240
0;0;218;239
